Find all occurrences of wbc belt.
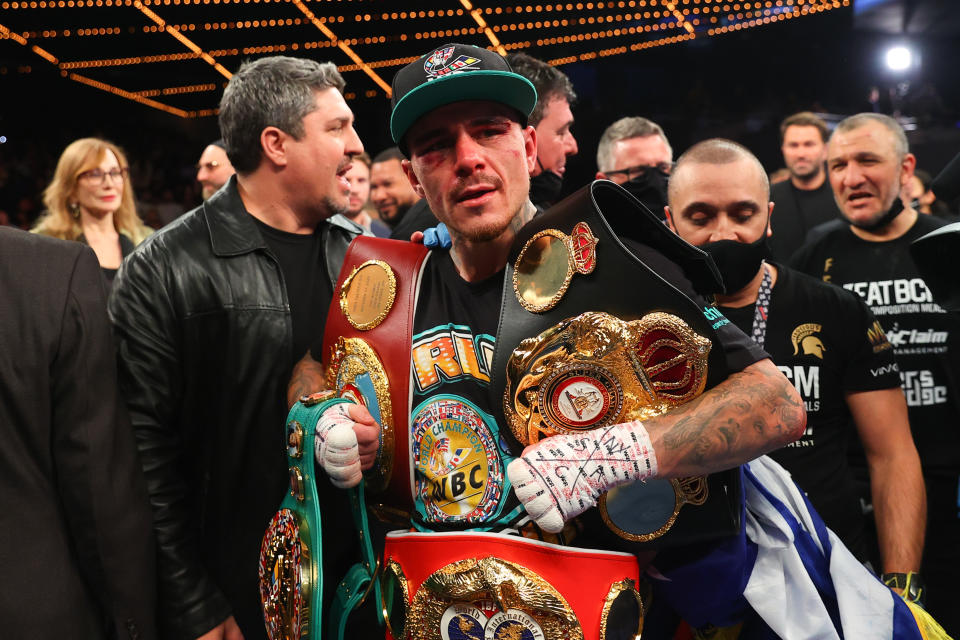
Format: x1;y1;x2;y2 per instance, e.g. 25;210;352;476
321;236;430;509
380;530;644;640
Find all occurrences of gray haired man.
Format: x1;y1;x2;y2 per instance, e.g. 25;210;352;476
595;116;674;219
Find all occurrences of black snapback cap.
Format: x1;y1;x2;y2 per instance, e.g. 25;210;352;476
390;43;538;148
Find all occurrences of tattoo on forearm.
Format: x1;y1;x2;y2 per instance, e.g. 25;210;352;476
651;363;804;471
286;352;328;409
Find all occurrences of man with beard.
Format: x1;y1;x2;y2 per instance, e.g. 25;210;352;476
665;138;925;584
370;146;425;233
595;116;673;221
768;112;842;260
507;52;579;209
110;56;368;640
793;113;960;635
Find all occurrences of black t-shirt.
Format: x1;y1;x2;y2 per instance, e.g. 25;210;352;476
253;216;332;368
769;179;842;262
409;245;768;534
720;264;900;554
792;215;960;475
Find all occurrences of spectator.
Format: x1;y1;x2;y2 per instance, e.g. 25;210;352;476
595;116;674;219
507;51;579;209
343;151;389;237
768;112;842;261
0;227;156;638
370;146;420;230
196;139;236;201
32;137;152;291
792;113;960;633
665;138;924;574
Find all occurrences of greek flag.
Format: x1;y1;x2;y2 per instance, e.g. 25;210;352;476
647;456;929;639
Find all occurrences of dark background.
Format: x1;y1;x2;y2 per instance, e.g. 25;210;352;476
2;0;959;224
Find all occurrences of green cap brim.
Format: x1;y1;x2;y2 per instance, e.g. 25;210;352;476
390;70;538;145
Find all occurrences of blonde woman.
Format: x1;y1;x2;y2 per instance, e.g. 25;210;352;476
33;138;152;290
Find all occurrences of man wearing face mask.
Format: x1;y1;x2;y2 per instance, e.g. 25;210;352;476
506;52;578;209
793;114;960;633
667;139;926;596
596;116;673;221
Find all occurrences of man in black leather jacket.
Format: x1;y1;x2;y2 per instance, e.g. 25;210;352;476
109;56;365;640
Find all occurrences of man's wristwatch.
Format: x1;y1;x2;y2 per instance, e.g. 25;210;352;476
881;572;925;606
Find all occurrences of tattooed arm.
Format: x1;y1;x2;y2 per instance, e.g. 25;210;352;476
286;349;328;409
645;357;806;478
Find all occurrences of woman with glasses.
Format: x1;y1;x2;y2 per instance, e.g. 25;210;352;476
33;137;152;290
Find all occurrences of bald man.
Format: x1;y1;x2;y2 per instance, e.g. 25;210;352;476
666;138;925;586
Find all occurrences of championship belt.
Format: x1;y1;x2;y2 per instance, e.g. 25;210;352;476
259;393;351;640
322;236;431;509
379;530;644;640
491;180;742;549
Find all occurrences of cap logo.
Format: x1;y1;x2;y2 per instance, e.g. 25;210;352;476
424;45;480;79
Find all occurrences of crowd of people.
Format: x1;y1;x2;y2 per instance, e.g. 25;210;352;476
1;42;958;640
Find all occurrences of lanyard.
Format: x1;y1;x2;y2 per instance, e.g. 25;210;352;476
751;262;773;348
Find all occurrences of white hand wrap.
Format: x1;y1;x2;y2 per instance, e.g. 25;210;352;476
507;420;658;533
314;402;362;489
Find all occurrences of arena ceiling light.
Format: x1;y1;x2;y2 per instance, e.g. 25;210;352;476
884;45;913;71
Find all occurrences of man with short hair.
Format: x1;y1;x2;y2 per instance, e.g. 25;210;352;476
769;111;842;260
343;151;390;237
793;112;960;634
370;146;421;229
595;116;674;219
110;56;368;640
196;139;236;201
507;52;578;209
665;138;925;578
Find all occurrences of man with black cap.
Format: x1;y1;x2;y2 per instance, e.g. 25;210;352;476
304;42;945;639
665;137;925;588
793;113;960;634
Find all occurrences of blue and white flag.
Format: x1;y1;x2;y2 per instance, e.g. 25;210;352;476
648;456;925;639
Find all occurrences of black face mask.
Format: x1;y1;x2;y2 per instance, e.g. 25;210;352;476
701;233;772;295
621;170;670;220
847;197;904;232
529;170;563;208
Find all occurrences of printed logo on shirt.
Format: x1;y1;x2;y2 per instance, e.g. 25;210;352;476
900;370;949;407
413;396;505;523
413;324;496;392
702;305;729;330
885;323;949;355
867;320;894;354
870;362;900;378
842;279;944;316
777;364;821;414
790;323;825;359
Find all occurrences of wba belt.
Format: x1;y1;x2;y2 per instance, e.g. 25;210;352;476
491;180;742;549
380;530;644;640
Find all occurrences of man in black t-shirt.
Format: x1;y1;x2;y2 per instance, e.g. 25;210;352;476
664;138;925;579
109;57;368;639
768;112;842;261
793;112;960;633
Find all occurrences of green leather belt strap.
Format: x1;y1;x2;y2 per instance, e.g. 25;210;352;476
328;480;385;639
282;395;353;640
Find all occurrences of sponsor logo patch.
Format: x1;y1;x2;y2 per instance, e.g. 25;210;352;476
867;319;894;354
791;323;825;359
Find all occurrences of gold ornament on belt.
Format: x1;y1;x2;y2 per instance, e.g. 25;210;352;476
406;556;582;640
504;310;712;542
513;222;598;313
340;259;397;330
326;336;394;493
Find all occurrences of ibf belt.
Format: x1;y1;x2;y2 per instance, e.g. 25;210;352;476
322;236;431;510
380;530;644;640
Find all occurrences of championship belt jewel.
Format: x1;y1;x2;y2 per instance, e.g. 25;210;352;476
380;530;645;640
491;180;743;549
